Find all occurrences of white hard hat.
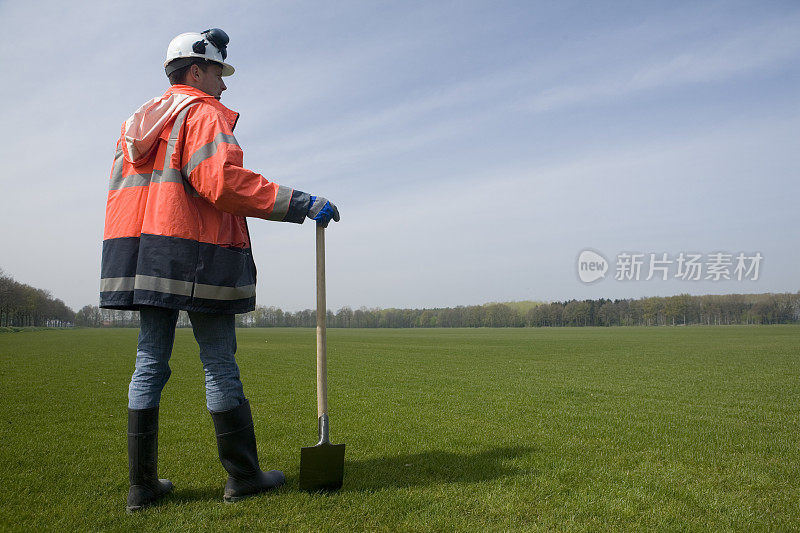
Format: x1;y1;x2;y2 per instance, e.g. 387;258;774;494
164;28;234;77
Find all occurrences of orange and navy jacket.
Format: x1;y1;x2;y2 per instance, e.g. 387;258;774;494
100;85;311;314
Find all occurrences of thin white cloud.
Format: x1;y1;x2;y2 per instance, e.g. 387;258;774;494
525;14;800;113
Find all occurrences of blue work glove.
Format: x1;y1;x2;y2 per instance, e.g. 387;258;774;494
307;196;340;227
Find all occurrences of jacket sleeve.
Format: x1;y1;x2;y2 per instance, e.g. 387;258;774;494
180;105;310;222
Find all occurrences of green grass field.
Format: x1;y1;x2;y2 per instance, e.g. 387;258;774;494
1;326;798;531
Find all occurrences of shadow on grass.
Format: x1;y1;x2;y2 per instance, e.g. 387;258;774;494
163;446;534;501
171;485;223;504
342;446;535;491
170;480;295;504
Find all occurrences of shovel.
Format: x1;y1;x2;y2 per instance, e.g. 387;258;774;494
299;224;345;491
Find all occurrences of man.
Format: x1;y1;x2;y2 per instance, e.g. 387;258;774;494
100;29;340;512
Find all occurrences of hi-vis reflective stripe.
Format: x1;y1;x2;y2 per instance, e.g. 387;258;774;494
194;283;256;300
268;186;293;221
183;132;239;177
136;275;193;296
108;105;199;192
150;105;197;186
100;275;191;296
100;276;135;292
100;275;255;300
108;151;152;191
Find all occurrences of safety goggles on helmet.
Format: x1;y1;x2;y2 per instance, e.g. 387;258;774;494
193;28;229;60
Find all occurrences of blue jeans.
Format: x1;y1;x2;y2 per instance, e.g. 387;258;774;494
128;307;245;412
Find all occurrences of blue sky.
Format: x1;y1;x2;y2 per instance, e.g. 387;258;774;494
0;1;798;311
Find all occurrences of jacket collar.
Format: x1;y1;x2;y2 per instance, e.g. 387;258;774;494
166;85;240;130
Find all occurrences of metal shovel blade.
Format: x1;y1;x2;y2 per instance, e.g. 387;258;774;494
299;415;345;491
299;442;345;491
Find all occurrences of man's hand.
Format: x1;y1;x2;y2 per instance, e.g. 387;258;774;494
308;196;340;228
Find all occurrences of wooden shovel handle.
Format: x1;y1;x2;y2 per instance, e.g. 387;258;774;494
316;224;328;417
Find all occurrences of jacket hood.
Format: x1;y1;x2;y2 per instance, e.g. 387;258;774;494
121;86;236;165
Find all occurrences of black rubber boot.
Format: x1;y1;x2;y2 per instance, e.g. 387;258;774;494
211;400;285;502
126;406;174;513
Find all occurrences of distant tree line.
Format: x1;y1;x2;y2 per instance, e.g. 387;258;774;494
70;292;800;328
3;263;798;329
522;293;800;327
73;306;141;328
0;269;75;327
